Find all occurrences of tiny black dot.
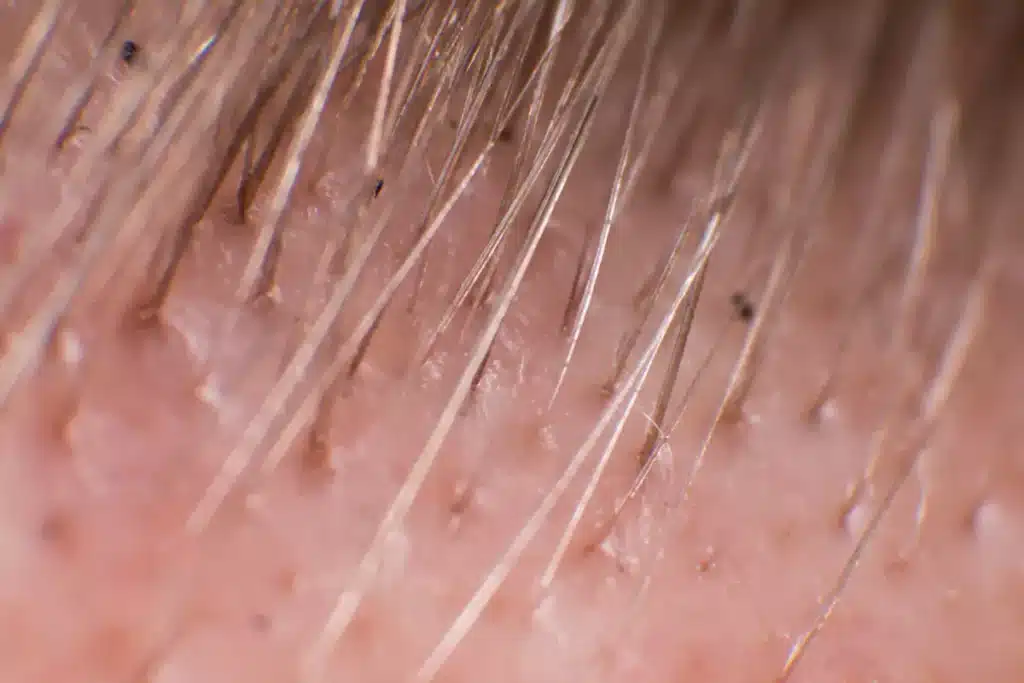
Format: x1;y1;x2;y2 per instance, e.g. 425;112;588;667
120;40;139;65
373;178;384;197
730;292;755;322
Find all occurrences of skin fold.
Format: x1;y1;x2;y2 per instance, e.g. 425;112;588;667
0;1;1022;682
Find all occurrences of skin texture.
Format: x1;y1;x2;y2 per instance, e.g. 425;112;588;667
0;1;1023;682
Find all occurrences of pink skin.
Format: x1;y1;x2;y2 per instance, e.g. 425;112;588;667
1;2;1023;682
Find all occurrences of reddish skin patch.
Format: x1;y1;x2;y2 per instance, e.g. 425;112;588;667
0;2;1023;683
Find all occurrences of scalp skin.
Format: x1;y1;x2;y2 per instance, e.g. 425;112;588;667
0;2;1022;682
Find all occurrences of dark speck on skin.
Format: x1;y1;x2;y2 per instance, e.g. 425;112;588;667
120;40;139;65
730;291;755;322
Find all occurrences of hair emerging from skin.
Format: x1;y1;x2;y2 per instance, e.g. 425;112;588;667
1;0;1023;681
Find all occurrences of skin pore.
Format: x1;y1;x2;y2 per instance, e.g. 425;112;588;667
0;1;1022;682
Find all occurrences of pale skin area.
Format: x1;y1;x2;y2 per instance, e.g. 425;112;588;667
0;1;1023;682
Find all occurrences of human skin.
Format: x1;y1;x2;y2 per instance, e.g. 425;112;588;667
0;1;1022;682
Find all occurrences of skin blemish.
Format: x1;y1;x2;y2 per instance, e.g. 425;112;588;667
120;40;139;65
729;291;756;322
